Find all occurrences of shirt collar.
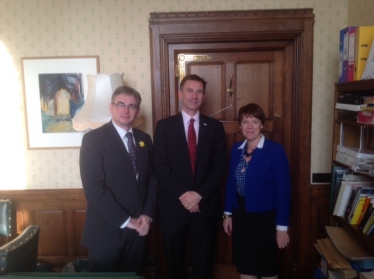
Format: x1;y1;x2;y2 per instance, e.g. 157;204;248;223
238;134;265;149
181;109;200;124
112;121;133;139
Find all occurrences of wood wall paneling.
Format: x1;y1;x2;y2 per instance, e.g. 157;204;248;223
1;189;88;268
0;183;331;278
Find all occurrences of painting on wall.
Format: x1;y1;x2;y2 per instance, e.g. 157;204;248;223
21;56;100;149
39;73;84;133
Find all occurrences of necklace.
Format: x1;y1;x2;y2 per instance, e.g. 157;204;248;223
245;151;253;158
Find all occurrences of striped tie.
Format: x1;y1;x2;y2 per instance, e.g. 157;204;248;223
125;132;138;174
188;118;197;176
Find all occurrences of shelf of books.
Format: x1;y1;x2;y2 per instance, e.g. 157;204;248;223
317;68;374;277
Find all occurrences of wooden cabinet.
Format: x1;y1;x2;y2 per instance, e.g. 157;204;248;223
332;79;374;255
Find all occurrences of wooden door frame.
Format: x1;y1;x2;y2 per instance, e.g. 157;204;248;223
149;9;314;278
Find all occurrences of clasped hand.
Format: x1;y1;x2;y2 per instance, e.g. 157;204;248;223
127;215;151;236
179;191;202;213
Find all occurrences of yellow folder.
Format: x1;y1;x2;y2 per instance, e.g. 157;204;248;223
354;26;374;80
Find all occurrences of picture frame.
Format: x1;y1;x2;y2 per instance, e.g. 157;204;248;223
21;56;100;149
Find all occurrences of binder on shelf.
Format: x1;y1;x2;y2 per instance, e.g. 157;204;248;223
348;28;357;81
354;26;374;80
339;28;345;83
341;26;357;82
362;39;374;80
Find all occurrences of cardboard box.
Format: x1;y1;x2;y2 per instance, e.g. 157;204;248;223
358;110;374;124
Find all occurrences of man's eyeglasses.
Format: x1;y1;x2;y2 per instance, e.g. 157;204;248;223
112;102;139;110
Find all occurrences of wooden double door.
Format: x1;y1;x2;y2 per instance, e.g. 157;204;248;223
149;9;314;279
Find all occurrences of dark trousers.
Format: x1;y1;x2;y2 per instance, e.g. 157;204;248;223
88;228;146;273
161;216;217;279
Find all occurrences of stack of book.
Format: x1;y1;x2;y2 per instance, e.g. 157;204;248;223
335;92;374;125
331;169;374;234
315;227;374;278
334;183;374;234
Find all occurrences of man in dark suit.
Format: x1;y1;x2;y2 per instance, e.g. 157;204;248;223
153;74;227;279
79;85;158;272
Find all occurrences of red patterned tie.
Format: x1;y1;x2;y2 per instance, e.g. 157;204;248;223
188;118;197;176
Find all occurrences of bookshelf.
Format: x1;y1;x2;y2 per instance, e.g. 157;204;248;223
332;79;374;255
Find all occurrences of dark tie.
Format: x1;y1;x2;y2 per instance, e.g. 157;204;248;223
125;132;138;174
188;118;197;176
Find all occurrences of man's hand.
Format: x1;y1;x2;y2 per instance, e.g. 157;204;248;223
189;204;200;213
179;191;202;210
137;215;151;236
127;218;140;231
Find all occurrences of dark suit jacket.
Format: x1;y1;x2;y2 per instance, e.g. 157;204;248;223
153;113;227;229
79;121;158;249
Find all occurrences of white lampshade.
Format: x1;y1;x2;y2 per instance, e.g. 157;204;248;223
72;73;144;132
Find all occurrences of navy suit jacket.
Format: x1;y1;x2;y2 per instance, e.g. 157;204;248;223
79;121;158;249
153;113;227;228
224;138;291;226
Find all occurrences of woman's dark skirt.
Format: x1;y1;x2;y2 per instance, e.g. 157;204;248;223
232;194;277;277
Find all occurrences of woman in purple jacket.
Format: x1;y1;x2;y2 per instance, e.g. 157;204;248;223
223;103;291;279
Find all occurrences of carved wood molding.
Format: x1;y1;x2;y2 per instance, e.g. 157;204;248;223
1;189;85;202
149;9;314;21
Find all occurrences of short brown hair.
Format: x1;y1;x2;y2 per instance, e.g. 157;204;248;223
111;85;142;106
238;103;265;125
180;74;207;93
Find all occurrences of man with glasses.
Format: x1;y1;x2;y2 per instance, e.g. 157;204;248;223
79;85;157;273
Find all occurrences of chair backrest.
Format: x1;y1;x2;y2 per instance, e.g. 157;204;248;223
0;225;40;275
0;199;11;237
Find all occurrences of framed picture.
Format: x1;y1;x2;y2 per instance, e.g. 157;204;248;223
21;56;100;149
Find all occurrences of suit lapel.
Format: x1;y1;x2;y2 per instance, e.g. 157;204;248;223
107;121;128;156
196;114;209;161
175;113;190;152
